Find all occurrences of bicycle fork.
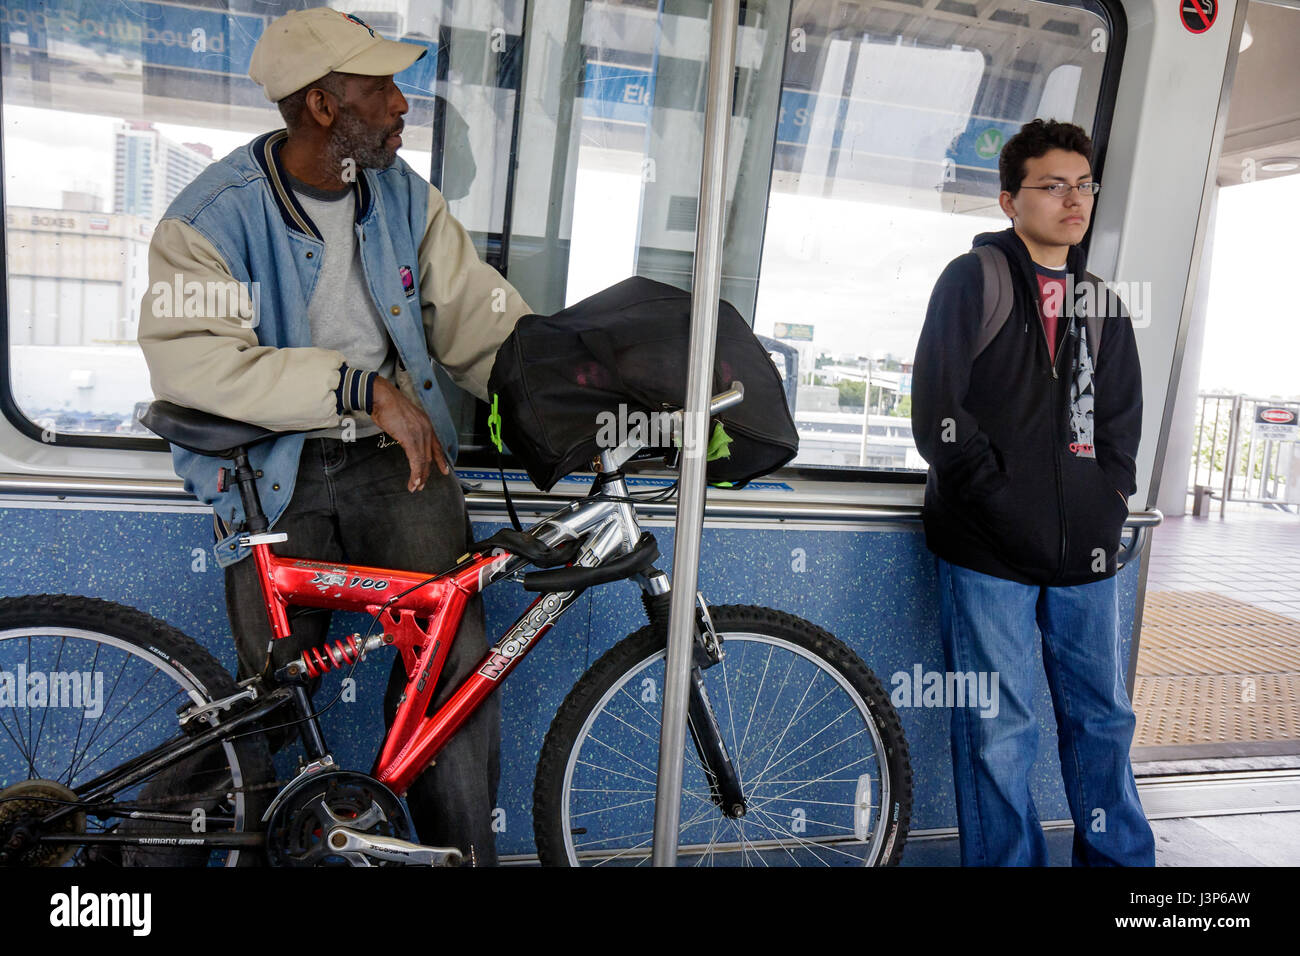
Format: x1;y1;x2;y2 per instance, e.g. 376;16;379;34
640;578;748;819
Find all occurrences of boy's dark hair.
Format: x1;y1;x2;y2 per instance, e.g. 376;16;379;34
999;119;1093;194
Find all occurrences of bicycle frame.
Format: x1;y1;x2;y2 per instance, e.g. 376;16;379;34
17;387;750;858
251;462;655;796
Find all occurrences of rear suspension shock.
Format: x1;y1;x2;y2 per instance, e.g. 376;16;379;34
280;632;391;680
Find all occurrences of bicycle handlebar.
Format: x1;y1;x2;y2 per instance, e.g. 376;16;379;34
605;381;746;471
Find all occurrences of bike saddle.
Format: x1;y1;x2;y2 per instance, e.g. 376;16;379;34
139;400;279;459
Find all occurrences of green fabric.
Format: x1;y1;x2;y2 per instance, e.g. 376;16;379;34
706;422;733;462
488;393;503;452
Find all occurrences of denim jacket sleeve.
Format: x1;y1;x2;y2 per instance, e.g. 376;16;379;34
138;219;349;430
416;185;532;402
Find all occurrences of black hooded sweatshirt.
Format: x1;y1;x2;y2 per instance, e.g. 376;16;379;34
911;228;1142;586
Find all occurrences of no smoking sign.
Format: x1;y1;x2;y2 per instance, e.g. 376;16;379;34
1180;0;1216;33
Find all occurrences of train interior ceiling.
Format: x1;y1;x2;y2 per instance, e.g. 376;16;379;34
0;0;1297;866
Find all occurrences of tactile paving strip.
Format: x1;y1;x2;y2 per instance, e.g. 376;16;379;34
1134;592;1300;747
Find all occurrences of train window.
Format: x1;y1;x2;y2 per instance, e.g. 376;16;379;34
0;1;513;450
504;0;789;321
751;0;1117;472
0;0;1118;478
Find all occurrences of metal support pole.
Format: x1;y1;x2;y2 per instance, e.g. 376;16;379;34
1221;394;1242;517
1191;394;1206;488
651;0;739;867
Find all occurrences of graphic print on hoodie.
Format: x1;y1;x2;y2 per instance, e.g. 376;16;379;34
1038;261;1098;461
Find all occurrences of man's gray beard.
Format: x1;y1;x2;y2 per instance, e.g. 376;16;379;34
325;107;396;172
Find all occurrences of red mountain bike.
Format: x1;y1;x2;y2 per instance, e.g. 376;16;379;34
0;385;911;867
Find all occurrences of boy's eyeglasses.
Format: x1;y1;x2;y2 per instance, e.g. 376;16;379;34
1020;182;1101;198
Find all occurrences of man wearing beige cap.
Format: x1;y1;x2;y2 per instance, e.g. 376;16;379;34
138;7;531;866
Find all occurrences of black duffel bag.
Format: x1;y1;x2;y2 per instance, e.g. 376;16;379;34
487;276;799;491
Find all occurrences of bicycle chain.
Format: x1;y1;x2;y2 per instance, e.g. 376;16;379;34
12;778;298;816
118;777;293;810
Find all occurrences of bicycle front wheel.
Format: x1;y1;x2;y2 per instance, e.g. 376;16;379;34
0;595;275;866
534;605;911;866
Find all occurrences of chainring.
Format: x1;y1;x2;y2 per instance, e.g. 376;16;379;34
264;770;414;867
0;779;86;867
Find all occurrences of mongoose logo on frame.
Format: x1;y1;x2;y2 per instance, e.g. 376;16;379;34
477;549;600;680
478;589;574;680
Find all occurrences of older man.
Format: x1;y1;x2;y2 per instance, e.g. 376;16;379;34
138;8;531;865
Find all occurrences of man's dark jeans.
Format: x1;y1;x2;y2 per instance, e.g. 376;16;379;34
225;433;501;865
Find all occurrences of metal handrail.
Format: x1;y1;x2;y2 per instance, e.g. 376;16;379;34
0;471;1163;533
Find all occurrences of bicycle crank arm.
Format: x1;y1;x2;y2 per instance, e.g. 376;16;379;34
325;828;463;867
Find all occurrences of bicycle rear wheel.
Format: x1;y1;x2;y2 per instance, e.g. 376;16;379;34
534;605;911;866
0;595;274;866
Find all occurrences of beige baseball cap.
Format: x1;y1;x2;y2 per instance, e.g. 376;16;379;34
249;7;426;103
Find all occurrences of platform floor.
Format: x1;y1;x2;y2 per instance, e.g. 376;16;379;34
1134;510;1300;757
899;811;1300;866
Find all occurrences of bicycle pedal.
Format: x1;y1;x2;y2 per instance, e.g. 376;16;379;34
325;827;463;867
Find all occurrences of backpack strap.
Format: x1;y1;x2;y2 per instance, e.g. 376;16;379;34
973;246;1108;363
972;245;1014;360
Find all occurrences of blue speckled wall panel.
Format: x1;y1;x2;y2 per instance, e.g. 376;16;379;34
0;505;1141;857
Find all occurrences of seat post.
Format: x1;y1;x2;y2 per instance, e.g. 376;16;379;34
230;449;269;533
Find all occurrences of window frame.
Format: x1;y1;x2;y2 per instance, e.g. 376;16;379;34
0;0;1127;482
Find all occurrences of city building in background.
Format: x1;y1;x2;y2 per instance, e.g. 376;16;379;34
114;121;213;221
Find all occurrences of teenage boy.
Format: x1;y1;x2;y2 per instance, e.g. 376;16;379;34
911;118;1154;866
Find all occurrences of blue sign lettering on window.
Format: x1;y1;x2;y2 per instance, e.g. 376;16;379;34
580;61;653;125
0;0;436;97
776;90;815;146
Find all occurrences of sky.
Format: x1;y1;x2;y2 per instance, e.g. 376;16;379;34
1197;172;1300;398
2;105;433;210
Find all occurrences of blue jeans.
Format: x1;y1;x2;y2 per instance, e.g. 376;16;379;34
226;434;501;865
936;558;1154;866
136;434;500;865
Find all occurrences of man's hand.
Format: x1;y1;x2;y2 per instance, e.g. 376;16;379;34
370;377;449;491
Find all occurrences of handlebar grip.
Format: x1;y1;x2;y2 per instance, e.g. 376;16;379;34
521;533;659;593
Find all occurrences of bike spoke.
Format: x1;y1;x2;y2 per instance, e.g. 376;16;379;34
570;794;659;818
600;702;667;748
559;626;905;869
574;759;657;789
617;684;663;729
743;665;821;785
582;733;665;783
736;653;799;777
751;755;875;806
0;704;35;778
736;645;774;763
29;637;66;775
62;641;102;786
67;656;153;783
73;690;187;782
746;804;840;865
747;678;841;786
748;709;862;792
739;810;804;866
25;636;34;776
719;648;744;778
